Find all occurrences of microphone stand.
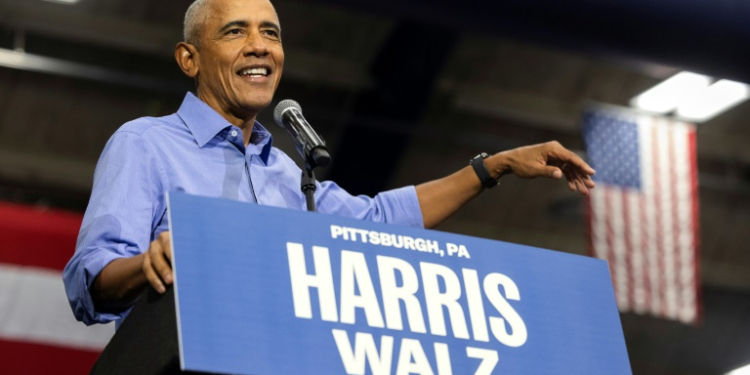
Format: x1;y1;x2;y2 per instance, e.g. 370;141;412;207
275;101;331;212
301;163;318;212
300;147;332;212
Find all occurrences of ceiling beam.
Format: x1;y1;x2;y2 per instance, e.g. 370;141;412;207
0;2;371;91
311;0;750;83
0;48;190;92
0;1;179;55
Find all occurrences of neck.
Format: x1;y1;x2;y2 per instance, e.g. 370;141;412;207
197;90;258;147
237;120;256;146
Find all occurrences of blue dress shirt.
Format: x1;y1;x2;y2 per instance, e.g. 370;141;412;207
63;92;424;326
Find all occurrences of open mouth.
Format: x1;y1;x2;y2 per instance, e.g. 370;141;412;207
237;66;271;78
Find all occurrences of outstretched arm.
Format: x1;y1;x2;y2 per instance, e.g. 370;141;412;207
415;141;596;228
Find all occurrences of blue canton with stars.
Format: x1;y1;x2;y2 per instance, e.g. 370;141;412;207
582;110;642;190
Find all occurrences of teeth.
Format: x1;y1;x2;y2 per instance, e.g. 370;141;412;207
240;67;268;76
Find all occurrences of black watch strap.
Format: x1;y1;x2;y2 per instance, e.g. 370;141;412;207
470;152;498;189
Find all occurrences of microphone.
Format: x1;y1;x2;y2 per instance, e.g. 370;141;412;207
273;99;331;168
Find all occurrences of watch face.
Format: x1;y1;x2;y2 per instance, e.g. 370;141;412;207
471;153;489;163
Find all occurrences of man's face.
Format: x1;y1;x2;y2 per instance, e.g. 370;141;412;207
195;0;284;121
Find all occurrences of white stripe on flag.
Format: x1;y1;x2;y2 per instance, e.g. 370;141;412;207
591;188;608;262
656;120;677;318
0;264;114;350
639;116;660;317
627;190;645;313
609;188;629;310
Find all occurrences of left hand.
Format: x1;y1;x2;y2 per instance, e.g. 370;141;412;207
487;141;596;195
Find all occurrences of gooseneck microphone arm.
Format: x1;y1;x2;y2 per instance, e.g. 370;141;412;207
273;99;332;212
300;167;317;212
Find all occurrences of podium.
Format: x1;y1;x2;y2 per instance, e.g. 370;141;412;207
92;192;631;375
90;288;189;375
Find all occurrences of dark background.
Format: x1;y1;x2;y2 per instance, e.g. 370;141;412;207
0;0;749;373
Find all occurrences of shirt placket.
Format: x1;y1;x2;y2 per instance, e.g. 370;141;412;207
245;154;259;204
227;127;259;204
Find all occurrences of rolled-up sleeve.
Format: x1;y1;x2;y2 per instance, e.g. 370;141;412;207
63;130;167;325
316;180;424;229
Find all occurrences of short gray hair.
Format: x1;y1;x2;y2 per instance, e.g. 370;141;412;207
184;0;212;47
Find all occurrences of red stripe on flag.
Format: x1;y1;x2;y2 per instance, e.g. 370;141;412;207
604;189;617;295
622;190;634;309
0;338;100;375
668;126;682;319
639;194;651;310
0;202;82;271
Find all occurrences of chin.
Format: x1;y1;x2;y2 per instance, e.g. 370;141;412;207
244;97;274;113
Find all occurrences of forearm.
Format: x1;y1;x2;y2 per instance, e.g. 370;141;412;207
416;152;515;228
415;141;596;228
91;254;149;309
415;167;478;228
415;153;508;228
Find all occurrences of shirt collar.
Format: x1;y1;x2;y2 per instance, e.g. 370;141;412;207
176;92;274;165
250;122;274;165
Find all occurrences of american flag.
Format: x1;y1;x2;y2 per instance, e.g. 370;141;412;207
0;202;114;374
582;106;701;324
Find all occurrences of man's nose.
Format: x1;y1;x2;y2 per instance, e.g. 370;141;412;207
243;32;270;56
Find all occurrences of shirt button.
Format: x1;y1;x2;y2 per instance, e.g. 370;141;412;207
230;130;238;137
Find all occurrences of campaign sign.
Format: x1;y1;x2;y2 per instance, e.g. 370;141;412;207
168;192;631;375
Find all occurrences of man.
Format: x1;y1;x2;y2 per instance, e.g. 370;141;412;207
63;0;595;327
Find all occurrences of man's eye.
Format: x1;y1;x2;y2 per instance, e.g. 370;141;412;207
263;30;280;38
227;29;242;35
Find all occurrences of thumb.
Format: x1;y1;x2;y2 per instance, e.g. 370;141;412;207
543;166;563;179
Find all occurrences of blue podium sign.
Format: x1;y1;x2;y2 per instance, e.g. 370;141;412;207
168;192;631;375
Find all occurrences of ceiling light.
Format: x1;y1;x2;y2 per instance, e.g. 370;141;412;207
676;79;750;122
630;72;711;114
43;0;80;4
727;363;750;375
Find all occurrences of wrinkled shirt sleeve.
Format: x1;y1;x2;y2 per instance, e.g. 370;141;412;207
63;130;167;325
315;180;424;229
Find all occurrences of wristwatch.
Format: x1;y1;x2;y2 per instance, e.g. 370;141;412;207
470;152;499;189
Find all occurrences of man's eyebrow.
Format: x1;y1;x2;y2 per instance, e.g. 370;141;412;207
218;20;249;33
217;20;281;34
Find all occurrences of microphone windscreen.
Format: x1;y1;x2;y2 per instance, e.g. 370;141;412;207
273;99;302;127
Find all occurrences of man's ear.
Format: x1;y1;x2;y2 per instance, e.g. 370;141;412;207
175;42;199;78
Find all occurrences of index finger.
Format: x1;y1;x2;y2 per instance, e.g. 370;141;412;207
149;240;173;285
157;232;173;261
550;147;596;176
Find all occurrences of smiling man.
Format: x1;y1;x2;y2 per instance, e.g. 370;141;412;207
177;0;284;142
63;0;596;328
